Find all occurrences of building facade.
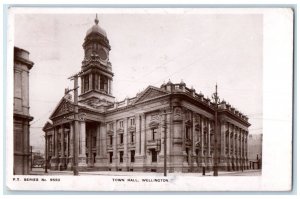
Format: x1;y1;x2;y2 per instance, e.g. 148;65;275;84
43;17;251;173
248;134;262;169
14;47;34;174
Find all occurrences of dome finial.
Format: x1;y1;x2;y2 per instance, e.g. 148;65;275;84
95;14;99;25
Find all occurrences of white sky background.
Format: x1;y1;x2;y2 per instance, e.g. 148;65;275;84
14;11;262;152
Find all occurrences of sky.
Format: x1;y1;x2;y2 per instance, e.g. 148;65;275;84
13;11;263;152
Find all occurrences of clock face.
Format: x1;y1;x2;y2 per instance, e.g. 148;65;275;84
99;48;107;60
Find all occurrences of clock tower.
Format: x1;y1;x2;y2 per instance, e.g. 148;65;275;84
79;15;115;108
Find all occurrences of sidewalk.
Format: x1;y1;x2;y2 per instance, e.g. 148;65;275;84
30;168;261;176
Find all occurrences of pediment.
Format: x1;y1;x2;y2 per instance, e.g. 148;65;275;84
134;86;169;104
149;121;160;128
49;98;74;119
43;121;53;131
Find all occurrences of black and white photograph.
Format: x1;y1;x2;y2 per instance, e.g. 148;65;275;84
5;7;293;192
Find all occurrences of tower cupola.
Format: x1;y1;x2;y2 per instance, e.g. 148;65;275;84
79;15;115;108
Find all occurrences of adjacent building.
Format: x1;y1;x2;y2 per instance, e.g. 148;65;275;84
248;134;262;169
43;16;251;173
14;47;34;174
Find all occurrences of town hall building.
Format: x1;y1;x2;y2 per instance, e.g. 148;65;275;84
43;16;251;173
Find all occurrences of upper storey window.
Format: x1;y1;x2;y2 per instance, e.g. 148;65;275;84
185;126;191;140
108;123;113;131
119;120;124;129
152;128;158;141
83;75;89;92
100;75;108;93
130;118;135;126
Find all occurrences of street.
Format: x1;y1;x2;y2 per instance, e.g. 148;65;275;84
30;168;261;177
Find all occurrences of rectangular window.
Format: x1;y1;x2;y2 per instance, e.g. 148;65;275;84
119;120;123;128
100;75;104;90
120;151;123;163
109;152;113;163
109;135;113;145
84;75;89;92
120;134;123;144
92;74;95;90
186;148;189;163
92;136;96;147
151;149;157;162
108;123;113;130
130;118;135;126
95;74;99;90
185;126;190;140
210;133;214;147
131;150;135;162
130;132;135;143
152;128;157;140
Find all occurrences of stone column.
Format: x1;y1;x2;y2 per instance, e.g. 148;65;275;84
230;125;233;170
51;131;54;158
219;121;227;171
182;118;188;167
166;112;171;156
244;132;246;169
65;128;69;167
207;119;212;170
228;126;232;171
124;117;128;168
67;122;73;170
98;75;101;91
140;114;146;157
101;123;107;167
89;73;92;91
112;120;118;170
58;125;65;170
244;131;248;169
229;125;231;157
159;115;164;157
241;131;244;170
232;127;236;171
78;121;87;167
235;128;239;170
191;113;197;170
51;127;58;170
87;128;93;167
96;122;106;168
135;114;141;155
55;127;59;168
236;128;240;170
45;134;48;169
200;116;205;167
134;114;144;170
172;107;184;172
167;111;172;170
95;123;101;162
207;119;211;156
239;129;242;170
107;79;109;94
81;78;84;93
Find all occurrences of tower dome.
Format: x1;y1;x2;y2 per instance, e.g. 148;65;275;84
86;14;107;38
79;14;114;107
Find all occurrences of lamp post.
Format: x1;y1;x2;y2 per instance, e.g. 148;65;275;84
65;71;83;176
212;84;221;176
